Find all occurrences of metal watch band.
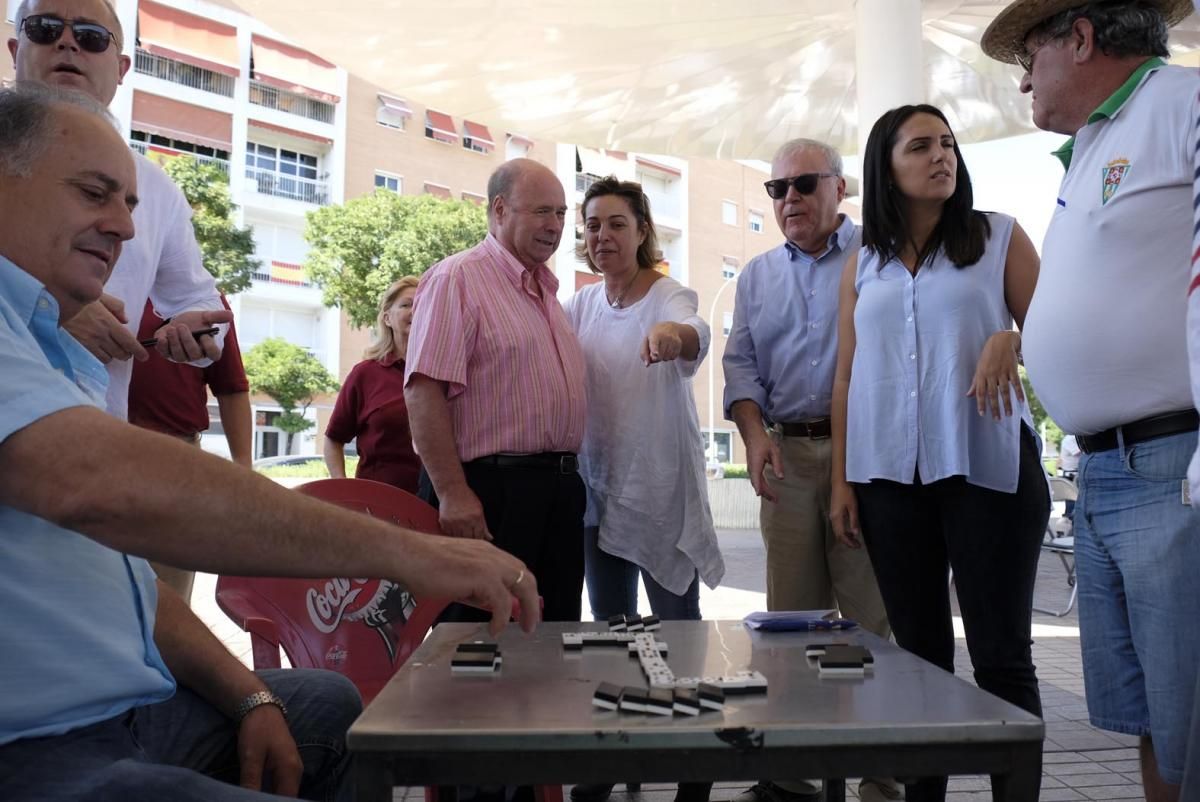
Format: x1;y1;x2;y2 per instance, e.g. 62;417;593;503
234;690;288;723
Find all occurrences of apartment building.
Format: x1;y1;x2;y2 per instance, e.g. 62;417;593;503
2;0;808;466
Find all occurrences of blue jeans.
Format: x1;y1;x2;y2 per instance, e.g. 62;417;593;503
1074;429;1200;785
0;669;361;802
583;526;701;621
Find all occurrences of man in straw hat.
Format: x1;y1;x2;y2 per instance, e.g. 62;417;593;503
982;1;1197;799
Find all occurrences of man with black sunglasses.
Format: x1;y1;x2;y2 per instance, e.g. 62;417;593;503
722;139;896;802
8;0;231;427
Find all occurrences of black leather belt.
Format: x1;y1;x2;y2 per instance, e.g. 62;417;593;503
777;418;831;439
1076;409;1199;454
469;452;579;474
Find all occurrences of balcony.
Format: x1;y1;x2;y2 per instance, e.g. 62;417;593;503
251;260;312;288
134;49;234;97
246;167;330;206
129;140;231;178
249;80;335;124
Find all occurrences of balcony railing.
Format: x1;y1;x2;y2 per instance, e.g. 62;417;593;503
249;80;335;124
246;167;330;206
129;140;231;177
134;49;235;97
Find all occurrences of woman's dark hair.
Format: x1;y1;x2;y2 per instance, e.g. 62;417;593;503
577;176;661;273
861;104;990;269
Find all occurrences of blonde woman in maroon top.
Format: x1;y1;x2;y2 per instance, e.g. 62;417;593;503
324;276;422;492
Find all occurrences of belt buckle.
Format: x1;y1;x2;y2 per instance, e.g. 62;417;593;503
558;454;578;474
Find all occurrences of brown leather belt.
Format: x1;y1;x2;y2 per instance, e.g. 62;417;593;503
776;418;831;439
1076;409;1199;454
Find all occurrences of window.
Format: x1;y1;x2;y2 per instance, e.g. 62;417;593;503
246;142;318;180
506;134;532;161
723;312;734;336
702;431;733;464
748;211;764;233
5;0;19;22
721;200;738;226
377;105;407;130
374;172;402;193
722;256;739;280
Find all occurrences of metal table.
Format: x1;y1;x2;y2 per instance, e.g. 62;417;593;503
350;621;1043;802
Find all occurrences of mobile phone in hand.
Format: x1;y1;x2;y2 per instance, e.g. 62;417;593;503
139;326;220;348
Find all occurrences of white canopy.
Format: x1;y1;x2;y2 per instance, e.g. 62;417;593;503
231;0;1200;158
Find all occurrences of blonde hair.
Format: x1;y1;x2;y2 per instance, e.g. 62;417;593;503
363;275;420;362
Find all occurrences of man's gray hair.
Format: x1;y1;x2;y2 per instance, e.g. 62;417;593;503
14;0;125;47
0;84;116;177
486;160;526;220
772;138;843;177
1029;0;1169;59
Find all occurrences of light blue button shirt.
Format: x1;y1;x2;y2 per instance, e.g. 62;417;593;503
0;256;174;746
846;213;1032;493
723;215;859;423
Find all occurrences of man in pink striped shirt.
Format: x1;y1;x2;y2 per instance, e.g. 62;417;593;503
405;158;588;623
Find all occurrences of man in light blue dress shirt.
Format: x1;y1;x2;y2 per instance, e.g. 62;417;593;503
722;139;893;802
0;86;541;801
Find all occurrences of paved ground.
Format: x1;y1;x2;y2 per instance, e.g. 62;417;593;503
192;528;1145;801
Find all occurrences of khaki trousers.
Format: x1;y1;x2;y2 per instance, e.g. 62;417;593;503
759;431;889;638
149;432;201;604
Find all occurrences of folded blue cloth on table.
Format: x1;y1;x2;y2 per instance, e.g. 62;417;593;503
742;610;858;631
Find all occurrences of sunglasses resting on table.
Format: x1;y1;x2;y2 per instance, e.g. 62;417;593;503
763;172;840;199
20;14;118;54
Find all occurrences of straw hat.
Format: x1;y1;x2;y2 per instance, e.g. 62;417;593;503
981;0;1193;63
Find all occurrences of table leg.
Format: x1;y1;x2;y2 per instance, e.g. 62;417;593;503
353;755;392;802
992;743;1042;802
823;778;846;802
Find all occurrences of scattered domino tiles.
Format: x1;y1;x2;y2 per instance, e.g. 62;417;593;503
451;641;502;674
805;642;874;677
571;622;766;716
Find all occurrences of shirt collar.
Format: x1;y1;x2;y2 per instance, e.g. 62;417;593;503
1052;57;1164;170
783;214;853;262
481;233;560;296
0;254;59;327
380;353;404;369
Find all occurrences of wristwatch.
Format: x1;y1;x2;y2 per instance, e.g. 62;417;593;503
234;690;288;723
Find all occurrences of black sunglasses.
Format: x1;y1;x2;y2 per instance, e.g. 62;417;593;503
21;14;117;54
764;173;839;200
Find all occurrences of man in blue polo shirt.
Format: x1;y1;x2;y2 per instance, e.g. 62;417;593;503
0;85;540;802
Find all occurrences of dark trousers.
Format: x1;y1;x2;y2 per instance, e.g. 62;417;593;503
853;427;1049;802
420;461;586;623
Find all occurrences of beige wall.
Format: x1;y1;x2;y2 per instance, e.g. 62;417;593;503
2;19;14;85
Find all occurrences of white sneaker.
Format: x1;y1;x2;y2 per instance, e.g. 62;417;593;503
857;778;904;802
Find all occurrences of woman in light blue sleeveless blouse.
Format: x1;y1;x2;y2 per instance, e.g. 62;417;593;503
829;105;1050;802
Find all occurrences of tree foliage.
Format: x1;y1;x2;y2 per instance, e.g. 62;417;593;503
243;338;340;452
304;191;488;328
163;157;260;295
1020;366;1063;448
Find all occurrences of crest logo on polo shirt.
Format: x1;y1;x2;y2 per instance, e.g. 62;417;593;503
1101;158;1131;205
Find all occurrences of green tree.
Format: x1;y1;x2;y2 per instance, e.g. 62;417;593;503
1020;366;1063;448
304;191;488;328
163;157;260;295
243;338;340;454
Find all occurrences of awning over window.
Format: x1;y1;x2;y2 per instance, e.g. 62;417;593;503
462;120;495;147
251;34;341;104
423;182;451;199
424;110;458;144
507;133;534;147
137;0;239;76
636;156;681;177
377;94;413;117
132;91;233;150
248;119;333;146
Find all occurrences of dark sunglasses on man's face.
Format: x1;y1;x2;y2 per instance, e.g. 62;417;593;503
21;14;117;54
763;172;839;200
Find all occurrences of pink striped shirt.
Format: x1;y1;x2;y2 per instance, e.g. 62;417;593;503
405;234;587;462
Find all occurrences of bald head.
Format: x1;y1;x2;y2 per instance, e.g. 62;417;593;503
487;159;567;270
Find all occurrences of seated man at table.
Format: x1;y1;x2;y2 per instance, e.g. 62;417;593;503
0;85;538;802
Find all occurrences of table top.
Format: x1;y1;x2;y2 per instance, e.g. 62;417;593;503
349;620;1043;754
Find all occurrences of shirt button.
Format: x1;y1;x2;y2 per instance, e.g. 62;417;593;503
810;359;818;366
906;315;913;322
910;391;917;397
809;290;816;296
811;323;819;329
37;298;49;309
809;394;817;400
910;353;916;360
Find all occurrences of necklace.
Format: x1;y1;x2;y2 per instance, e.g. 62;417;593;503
606;270;639;309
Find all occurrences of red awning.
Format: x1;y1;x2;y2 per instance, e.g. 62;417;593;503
378;94;413;117
424;182;452;199
132;90;233;150
636;156;682;177
248;119;333;146
251;34;341;104
425;110;458;144
462;120;495;147
138;0;239;76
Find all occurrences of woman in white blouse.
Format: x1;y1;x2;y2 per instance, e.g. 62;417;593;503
564;177;725;629
829;105;1048;802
